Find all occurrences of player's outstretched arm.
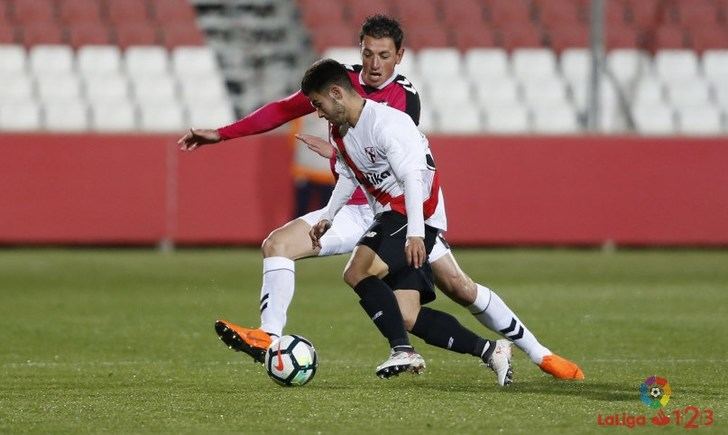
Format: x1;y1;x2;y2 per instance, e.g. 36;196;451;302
177;128;222;151
295;133;336;159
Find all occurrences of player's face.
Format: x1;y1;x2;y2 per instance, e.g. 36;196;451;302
360;35;403;88
308;89;347;125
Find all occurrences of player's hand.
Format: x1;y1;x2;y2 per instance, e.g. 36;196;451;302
296;133;336;159
177;128;222;151
309;219;332;249
405;236;426;269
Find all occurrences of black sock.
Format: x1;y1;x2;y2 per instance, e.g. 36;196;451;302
411;307;495;359
354;276;410;348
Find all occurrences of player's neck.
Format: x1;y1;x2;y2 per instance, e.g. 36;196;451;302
346;96;366;128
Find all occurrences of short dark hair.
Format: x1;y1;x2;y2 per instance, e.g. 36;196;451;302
301;59;354;95
359;14;404;51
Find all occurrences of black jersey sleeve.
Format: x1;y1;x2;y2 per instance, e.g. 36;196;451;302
396;74;421;126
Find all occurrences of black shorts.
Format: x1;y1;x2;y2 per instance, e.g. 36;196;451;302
357;211;439;304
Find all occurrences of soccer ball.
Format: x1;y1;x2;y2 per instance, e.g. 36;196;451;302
650;387;662;399
264;334;318;387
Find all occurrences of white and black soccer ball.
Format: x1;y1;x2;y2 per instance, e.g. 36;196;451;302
264;334;318;387
650;386;662;399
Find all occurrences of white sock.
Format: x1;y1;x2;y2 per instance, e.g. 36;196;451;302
468;284;551;364
258;256;295;337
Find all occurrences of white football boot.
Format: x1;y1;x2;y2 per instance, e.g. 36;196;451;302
485;339;513;386
375;349;426;378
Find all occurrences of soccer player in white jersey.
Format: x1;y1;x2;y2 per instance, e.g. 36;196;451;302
301;58;513;382
179;15;583;381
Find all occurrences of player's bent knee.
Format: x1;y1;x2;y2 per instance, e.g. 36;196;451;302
342;266;366;288
261;231;291;258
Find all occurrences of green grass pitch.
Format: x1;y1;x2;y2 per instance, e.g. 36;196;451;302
1;248;726;433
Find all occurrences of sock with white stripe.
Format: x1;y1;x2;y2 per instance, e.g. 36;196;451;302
469;284;550;364
259;256;295;336
410;307;494;359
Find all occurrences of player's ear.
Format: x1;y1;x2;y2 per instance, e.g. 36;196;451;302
395;48;404;65
329;85;344;101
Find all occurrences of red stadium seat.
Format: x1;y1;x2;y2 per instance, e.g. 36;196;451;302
21;22;66;47
345;0;392;27
10;0;57;24
405;26;450;50
605;23;640;50
310;23;358;53
0;25;18;44
535;0;583;28
391;0;440;31
499;26;544;50
624;0;662;27
58;0;103;25
151;0;198;25
651;25;689;50
299;0;345;28
162;24;206;49
548;23;589;52
66;23;113;48
114;22;161;48
486;0;533;25
675;2;720;28
604;0;628;26
690;26;728;52
441;0;485;27
105;0;152;25
452;25;497;51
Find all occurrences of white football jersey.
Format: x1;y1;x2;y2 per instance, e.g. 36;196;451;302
331;100;446;231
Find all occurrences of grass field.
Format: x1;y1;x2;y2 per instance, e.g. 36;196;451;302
1;248;726;433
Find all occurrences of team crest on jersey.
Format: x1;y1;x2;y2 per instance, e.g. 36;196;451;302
364;147;376;163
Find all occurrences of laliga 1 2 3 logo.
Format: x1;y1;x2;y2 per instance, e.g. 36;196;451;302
640;375;671;409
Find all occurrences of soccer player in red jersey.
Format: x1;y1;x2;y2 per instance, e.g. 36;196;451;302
177;15;583;381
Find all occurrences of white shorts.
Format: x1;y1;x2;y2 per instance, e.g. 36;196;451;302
299;204;452;262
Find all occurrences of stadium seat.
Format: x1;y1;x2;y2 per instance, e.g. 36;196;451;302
131;74;178;105
712;81;728;110
676;105;724;135
520;76;570;109
569;75;619;112
0;75;33;102
179;76;228;106
0;25;18;44
482;103;530;133
0;101;41;130
511;48;558;80
309;24;357;54
624;0;661;27
531;104;580;134
59;0;104;26
115;22;161;48
664;79;712;108
417;48;462;81
29;45;74;76
125;46;170;78
105;0;152;25
395;50;417;79
436;101;483;133
405;26;450;50
654;49;700;81
535;0;583;28
0;44;26;74
346;0;392;26
422;80;472;106
548;24;590;53
607;49;650;87
473;76;521;109
487;0;533;25
673;2;720;28
66;23;114;48
77;46;122;77
321;47;361;65
690;27;728;53
84;74;130;104
392;0;440;31
632;77;665;107
442;0;485;27
299;0;345;27
605;0;628;26
43;100;88;131
21;22;66;47
499;26;544;51
417;105;435;133
89;101;136;132
139;102;186;132
172;46;218;78
452;26;497;51
10;0;57;24
560;48;590;83
605;23;640;50
651;26;689;50
151;0;198;25
464;48;510;81
703;49;728;84
188;104;236;128
36;73;82;102
633;103;676;135
161;24;206;49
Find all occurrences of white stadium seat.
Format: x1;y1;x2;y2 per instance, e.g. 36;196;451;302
0;75;34;102
676;105;724;135
90;101;137;132
464;48;509;81
560;48;591;83
179;76;227;106
417;105;435;133
84;74;129;104
77;45;122;77
569;75;619;111
139;103;186;132
520;76;570;109
0;101;41;131
632;78;665;107
29;45;74;76
36;74;81;102
654;49;700;82
436;101;483;133
132;74;178;105
395;48;417;79
172;46;218;78
472;76;520;109
125;46;170;79
0;44;27;74
43;101;88;131
188;104;236;127
702;49;728;84
714;81;728;110
664;79;712;108
511;48;558;80
633;103;676;135
607;49;650;86
321;47;361;66
483;103;530;133
417;48;462;80
531;104;580;134
422;79;472;106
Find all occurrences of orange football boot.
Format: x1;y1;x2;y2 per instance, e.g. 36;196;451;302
214;319;273;364
539;354;585;380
